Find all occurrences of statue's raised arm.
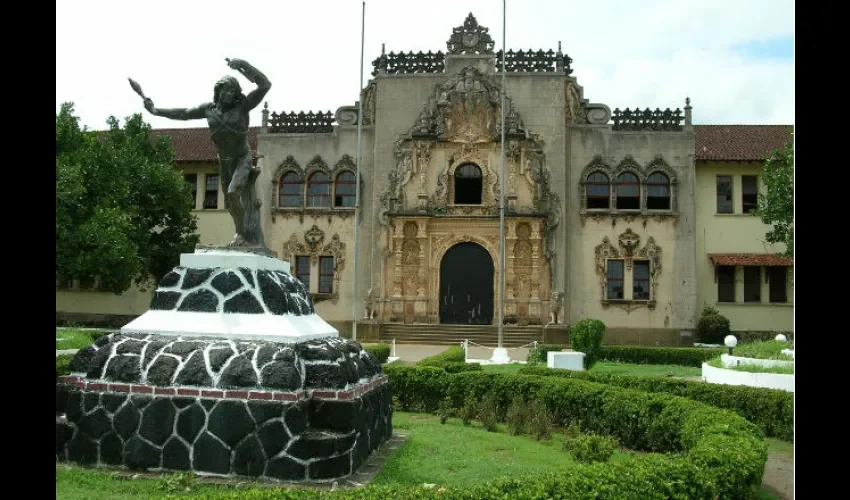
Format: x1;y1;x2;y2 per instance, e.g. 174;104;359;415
226;58;271;110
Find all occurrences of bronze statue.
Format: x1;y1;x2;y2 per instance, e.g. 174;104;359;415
130;58;271;249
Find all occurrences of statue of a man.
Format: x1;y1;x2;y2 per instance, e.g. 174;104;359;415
141;58;271;249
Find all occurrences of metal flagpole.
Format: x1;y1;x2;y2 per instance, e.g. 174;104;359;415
497;0;507;353
352;1;365;341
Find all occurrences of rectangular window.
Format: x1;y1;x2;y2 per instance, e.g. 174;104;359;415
633;261;650;300
769;266;788;303
204;174;219;209
716;176;733;214
744;266;761;302
295;256;311;289
717;265;735;302
742;175;758;213
184;174;197;209
606;259;624;300
319;256;334;294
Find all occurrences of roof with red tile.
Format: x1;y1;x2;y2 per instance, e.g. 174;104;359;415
150;126;260;163
693;125;793;161
142;125;792;163
708;253;793;267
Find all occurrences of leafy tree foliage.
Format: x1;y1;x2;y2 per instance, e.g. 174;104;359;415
756;139;793;257
56;102;199;293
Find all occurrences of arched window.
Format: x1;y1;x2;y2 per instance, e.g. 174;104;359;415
646;172;671;210
586;172;610;209
616;172;640;210
307;172;330;207
278;172;303;208
334;171;356;207
454;163;482;204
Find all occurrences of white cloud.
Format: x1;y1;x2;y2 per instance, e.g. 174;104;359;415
56;0;793;130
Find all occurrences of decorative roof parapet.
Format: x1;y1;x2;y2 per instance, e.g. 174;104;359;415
611;107;684;132
371;49;445;76
267;110;335;134
495;48;573;75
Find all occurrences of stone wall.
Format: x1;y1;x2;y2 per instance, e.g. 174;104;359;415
56;334;392;483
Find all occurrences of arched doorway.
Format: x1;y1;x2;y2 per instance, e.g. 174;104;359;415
439;242;494;324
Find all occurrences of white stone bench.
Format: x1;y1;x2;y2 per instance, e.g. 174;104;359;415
547;351;585;371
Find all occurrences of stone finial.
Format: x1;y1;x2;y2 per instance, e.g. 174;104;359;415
261;102;269;133
556;41;564;73
684;97;692;126
381;43;385;56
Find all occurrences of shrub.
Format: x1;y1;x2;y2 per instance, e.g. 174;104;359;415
460;396;477;426
364;343;391;363
56;354;74;377
596;345;723;367
417;345;465;366
506;395;528;435
441;362;482;373
564;432;620;462
570;318;606;369
478;393;499;432
696;304;732;344
526;399;552;440
526;344;565;365
437;396;454;424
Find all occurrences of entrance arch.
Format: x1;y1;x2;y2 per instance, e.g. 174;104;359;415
439;242;494;324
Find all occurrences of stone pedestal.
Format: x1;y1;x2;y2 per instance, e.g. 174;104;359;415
121;249;338;342
547;351;585;371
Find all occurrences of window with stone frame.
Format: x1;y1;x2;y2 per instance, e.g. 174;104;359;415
607;259;625;299
744;266;761;302
633;260;650;300
204;174;219;209
717;265;735;302
768;266;788;303
742;175;759;214
454;163;483;204
319;256;335;294
716;176;733;214
279;172;303;208
586;172;610;209
334;171;356;207
646;172;671;210
616;172;640;210
307;172;331;207
295;256;311;289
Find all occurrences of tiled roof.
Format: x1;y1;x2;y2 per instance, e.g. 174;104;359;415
149;127;260;163
141;125;791;163
708;253;793;267
693;125;793;161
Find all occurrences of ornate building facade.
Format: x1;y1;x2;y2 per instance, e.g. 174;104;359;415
57;14;793;344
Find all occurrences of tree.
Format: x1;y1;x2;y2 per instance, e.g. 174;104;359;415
756;139;793;257
56;102;200;294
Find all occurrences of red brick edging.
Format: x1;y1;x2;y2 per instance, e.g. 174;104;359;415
58;375;388;402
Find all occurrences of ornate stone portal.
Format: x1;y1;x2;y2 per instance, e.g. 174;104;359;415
373;22;562;325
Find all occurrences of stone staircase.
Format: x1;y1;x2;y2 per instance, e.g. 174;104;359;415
378;323;548;347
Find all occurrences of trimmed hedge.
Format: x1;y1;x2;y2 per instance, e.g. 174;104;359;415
364;343;391;363
56;353;74;377
382;365;767;499
518;366;793;442
417;345;465;366
597;345;724;367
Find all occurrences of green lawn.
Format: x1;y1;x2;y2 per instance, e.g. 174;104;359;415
56;329;97;350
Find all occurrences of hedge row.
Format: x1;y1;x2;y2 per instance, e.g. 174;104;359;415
382;365;767;499
417;345;466;366
519;366;793;442
597;345;724;367
526;344;565;365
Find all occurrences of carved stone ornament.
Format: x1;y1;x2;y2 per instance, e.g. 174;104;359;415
304;224;325;252
321;234;347;304
446;13;495;54
618;228;641;269
594;231;662;308
594;236;620;300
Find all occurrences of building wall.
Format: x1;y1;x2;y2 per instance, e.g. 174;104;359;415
694;160;792;332
564;128;698;338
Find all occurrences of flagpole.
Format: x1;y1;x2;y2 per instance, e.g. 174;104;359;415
497;0;506;352
352;1;365;341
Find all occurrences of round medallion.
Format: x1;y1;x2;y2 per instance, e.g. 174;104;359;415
462;33;479;48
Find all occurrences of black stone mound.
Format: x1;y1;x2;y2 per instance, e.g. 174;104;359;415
67;334;381;391
149;266;314;316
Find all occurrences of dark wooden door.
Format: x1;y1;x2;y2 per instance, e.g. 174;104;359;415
439;242;494;324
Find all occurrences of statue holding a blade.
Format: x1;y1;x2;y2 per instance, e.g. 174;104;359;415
129;58;271;250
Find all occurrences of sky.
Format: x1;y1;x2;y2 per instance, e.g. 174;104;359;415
56;0;794;131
